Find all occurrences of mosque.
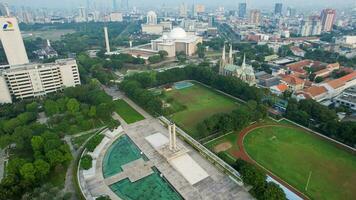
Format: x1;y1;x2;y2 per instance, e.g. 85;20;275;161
219;45;256;86
151;27;203;57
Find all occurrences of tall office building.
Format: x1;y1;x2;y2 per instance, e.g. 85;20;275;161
321;9;336;32
238;3;247;18
121;0;129;11
0;17;29;66
0;59;81;104
112;0;118;11
286;7;296;17
249;9;261;25
274;3;283;16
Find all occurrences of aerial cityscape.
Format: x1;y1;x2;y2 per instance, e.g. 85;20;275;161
0;0;355;200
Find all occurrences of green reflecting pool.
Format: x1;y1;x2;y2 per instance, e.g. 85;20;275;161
103;135;182;200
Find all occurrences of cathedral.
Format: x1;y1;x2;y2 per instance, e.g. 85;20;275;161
219;44;256;86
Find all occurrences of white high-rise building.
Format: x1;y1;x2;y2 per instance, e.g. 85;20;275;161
0;59;81;104
0;17;29;66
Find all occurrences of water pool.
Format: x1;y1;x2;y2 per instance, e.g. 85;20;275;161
102;135;182;200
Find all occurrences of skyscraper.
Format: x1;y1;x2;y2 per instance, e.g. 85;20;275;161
0;3;10;16
321;9;336;32
249;9;261;25
121;0;129;11
112;0;118;11
274;3;283;16
238;3;247;18
179;3;188;18
0;17;29;65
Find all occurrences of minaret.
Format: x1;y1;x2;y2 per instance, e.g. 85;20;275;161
219;44;226;75
229;44;233;64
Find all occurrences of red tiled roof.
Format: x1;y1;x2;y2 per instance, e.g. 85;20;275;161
282;75;305;85
327;71;356;89
276;84;288;92
302;86;327;97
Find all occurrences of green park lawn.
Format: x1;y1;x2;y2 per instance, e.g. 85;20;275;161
113;99;145;124
244;126;356;200
165;83;239;139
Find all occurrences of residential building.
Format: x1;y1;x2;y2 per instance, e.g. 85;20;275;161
290;46;306;57
256;71;280;87
0;59;81;104
270;84;288;95
296;85;328;102
280;74;305;91
299;16;322;36
321;9;336;32
249;9;261;25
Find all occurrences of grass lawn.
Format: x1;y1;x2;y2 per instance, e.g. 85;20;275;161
114;99;145;124
165;82;240;139
244;126;356;200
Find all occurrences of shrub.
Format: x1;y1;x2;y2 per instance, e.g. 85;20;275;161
80;155;93;170
85;134;105;152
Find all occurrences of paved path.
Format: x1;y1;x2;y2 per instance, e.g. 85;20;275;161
235;123;309;200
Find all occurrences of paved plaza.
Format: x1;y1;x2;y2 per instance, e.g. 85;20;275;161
79;89;253;200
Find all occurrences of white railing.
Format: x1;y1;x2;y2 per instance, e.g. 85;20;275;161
159;116;243;185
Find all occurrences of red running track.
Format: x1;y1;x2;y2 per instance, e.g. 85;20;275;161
233;123;310;200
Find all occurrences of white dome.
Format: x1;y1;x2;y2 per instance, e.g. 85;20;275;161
169;27;187;39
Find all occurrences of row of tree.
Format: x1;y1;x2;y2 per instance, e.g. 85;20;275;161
286;99;356;147
197;101;268;139
232;159;286;200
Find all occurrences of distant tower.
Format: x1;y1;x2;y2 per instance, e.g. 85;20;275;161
147;11;157;25
47;39;51;47
121;0;129;11
168;123;177;151
238;2;247;18
274;3;283;16
112;0;118;11
219;44;226;75
104;27;111;53
0;3;10;16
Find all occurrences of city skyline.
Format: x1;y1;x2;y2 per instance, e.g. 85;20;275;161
4;0;356;9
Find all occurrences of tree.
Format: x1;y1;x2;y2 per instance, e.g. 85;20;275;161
88;106;97;118
260;182;286;200
34;159;50;180
148;55;162;64
20;163;36;182
315;76;324;83
45;150;64;167
80;155;93;170
44;100;59;116
66;98;80;114
240;163;266;188
26;102;38;113
31;136;44;151
158;50;168;59
197;43;206;58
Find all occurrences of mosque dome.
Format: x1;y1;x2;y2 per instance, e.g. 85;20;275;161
169;27;187;39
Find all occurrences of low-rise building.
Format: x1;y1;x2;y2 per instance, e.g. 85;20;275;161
280;74;305;92
333;86;356;111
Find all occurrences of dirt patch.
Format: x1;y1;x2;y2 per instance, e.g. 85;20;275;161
214;142;232;153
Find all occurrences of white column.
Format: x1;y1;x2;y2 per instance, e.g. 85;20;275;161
104;27;110;53
168;123;173;150
173;123;177;150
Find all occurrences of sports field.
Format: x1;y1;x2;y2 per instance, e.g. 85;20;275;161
244;125;356;200
164;82;240;139
113;99;145;124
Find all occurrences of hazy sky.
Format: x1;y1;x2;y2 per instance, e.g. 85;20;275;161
4;0;356;9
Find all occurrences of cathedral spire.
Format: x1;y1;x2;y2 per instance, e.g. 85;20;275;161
242;54;246;69
222;44;226;60
229;44;233;64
